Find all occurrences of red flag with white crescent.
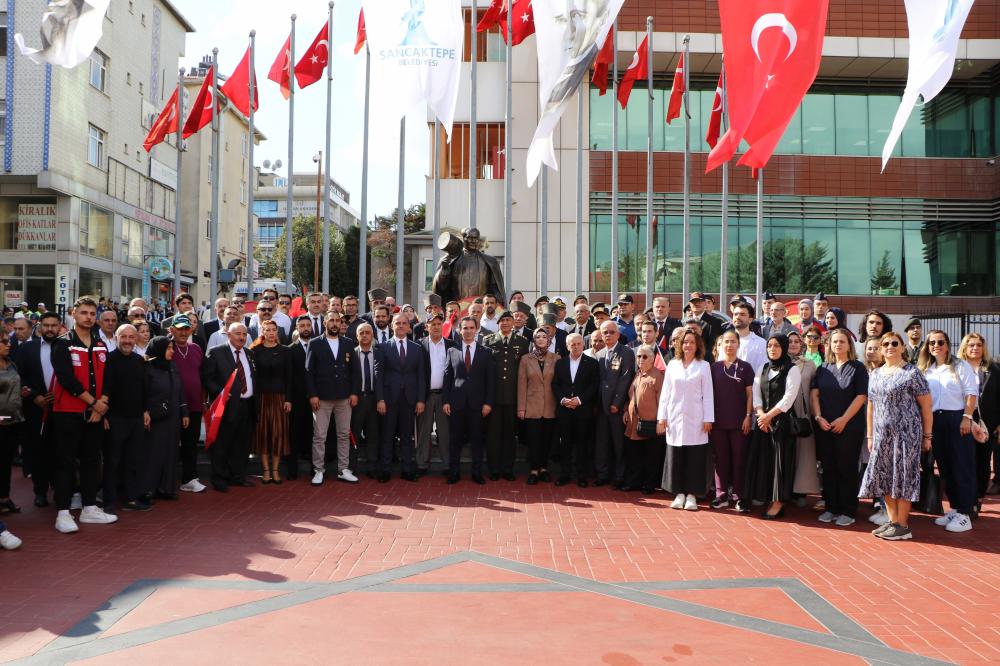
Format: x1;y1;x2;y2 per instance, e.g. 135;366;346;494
204;369;238;449
143;86;179;152
665;53;685;125
503;0;535;46
182;67;216;139
617;35;648;109
591;26;614;96
268;34;293;100
705;72;724;147
354;10;367;55
220;46;259;118
295;21;330;89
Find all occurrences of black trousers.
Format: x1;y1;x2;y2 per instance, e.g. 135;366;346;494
975;433;994;500
932;409;976;515
595;410;626;483
557;409;593;481
287;401;312;479
52;412;105;510
450;406;486;476
524;417;554;471
381;398;416;475
815;427;864;518
22;411;53;498
210;398;253;487
351;393;380;473
0;423;16;498
106;415;146;507
486;404;518;475
179;412;201;483
624;437;662;490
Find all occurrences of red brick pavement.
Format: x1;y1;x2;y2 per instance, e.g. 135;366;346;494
1;473;998;664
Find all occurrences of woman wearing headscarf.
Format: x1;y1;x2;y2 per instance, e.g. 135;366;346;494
517;328;559;484
787;331;821;507
144;336;189;500
744;333;801;519
795;299;823;333
822;308;855;342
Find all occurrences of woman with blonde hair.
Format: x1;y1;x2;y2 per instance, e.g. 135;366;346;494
957;333;1000;510
623;344;665;494
250;320;292;484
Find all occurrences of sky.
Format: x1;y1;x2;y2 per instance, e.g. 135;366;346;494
170;0;430;220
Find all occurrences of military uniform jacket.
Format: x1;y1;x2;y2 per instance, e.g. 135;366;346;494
483;332;530;406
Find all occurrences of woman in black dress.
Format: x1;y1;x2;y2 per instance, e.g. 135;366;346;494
144;336;189;500
251;320;292;484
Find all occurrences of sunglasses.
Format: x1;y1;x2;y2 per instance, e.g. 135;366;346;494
881;340;900;348
805;334;819;339
258;308;273;313
927;340;948;347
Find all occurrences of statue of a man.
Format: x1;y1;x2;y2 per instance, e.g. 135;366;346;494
431;228;506;305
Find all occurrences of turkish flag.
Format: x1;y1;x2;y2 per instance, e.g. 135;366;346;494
503;0;535;46
204;369;238;448
617;34;648;109
295;21;330;89
143;87;179;152
354;10;367;55
706;0;829;172
705;72;724;147
591;26;614;96
476;0;505;33
182;67;215;139
221;46;259;118
665;53;685;124
268;34;292;100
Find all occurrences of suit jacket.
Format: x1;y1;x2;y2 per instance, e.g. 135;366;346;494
305;335;356;401
597;342;635;413
483;332;530;405
553;353;600;413
977;361;1000;432
442;342;495;411
202;318;222;340
516;351;559;419
248;322;291;346
551;328;569;358
375;337;427;406
449;328;488;346
288;341;310;408
14;338;48;400
351;345;386;396
418;336;456;396
201;343;257;422
565;319;597;337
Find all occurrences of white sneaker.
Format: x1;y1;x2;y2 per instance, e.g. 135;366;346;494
55;512;79;534
79;506;118;524
934;509;958;526
337;469;359;483
868;509;890;526
945;513;972;533
70;492;83;510
670;493;687;509
684;495;699;511
311;471;324;486
834;515;856;527
0;530;22;550
179;478;207;493
817;511;836;523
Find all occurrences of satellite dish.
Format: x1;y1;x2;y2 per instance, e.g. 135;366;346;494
262;159;271;170
273;159;283;170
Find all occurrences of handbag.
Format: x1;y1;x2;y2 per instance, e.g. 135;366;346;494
971;398;989;443
637;419;658;438
789;407;813;438
918;449;944;515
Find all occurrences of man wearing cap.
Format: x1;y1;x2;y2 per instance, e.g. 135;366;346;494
812;293;830;322
361;288;389;328
689;292;725;363
169;315;207;494
758;291;777;328
484;310;530;480
413;294;444;340
511;301;534;339
549;297;570;331
614;294;638;343
479;294;502;334
565;302;595;337
540;308;569;357
510;291;537;330
415;312;454;476
904;317;923;361
595;320;635;487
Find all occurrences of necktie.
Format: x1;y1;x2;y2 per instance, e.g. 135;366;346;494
362;351;371;393
234;348;247;395
381;330;388;344
313;317;321;337
399;340;406;362
465;344;472;372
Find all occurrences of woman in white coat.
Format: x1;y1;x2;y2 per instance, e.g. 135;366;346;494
659;329;715;511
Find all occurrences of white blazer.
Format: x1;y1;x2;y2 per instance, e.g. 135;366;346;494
657;358;715;447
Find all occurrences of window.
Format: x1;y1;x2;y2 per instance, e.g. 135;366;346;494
88;124;106;168
241;132;248;157
252;200;279;217
0;109;6;145
239;229;246;253
79;268;112;299
90;50;108;92
206;217;212;239
435;122;506;179
240;181;247;205
79;202;113;259
462;8;507;63
121;218;143;267
0;12;7;58
144;225;171;258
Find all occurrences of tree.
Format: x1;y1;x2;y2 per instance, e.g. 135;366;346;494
257;215;363;296
870;250;898;293
368;203;426;292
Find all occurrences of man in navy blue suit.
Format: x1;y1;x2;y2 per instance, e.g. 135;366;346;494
375;313;426;482
14;311;61;507
305;311;357;486
443;316;495;485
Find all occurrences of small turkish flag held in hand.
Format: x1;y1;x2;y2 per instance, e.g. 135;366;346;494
182;67;215;139
143;87;179;152
617;34;649;109
268;34;292;100
296;21;330;89
221;46;259;118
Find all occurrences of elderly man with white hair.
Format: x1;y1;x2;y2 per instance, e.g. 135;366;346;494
594;320;636;487
102;324;151;512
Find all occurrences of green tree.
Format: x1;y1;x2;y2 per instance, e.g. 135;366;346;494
870;250;898;293
257;215;363;296
367;203;426;291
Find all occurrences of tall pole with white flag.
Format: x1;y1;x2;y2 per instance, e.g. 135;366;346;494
396;118;406;305
359;41;371;313
643;17;654;307
575;82;584;297
610;23;619;304
172;68;185;298
469;0;478;229
755;169;764;312
503;2;513;296
245;31;257;302
284;15;296;292
719;67;730;309
322;1;335;293
209;49;221;302
540;166;548;294
433;119;441;270
681;35;690;301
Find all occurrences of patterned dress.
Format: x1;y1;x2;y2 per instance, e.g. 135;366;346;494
859;364;929;501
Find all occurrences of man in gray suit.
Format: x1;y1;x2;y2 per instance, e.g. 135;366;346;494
594;320;635;488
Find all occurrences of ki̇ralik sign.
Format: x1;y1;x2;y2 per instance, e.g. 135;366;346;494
17;203;57;250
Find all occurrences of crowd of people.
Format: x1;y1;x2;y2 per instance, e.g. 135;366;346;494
0;287;997;550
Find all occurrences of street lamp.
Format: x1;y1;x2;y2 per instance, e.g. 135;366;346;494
312;151;323;293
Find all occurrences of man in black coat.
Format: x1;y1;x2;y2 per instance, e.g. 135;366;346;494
201;323;257;491
305;311;357;486
375;313;426;481
482;310;529;480
442;316;495;484
285;315;314;480
553;332;601;487
412;293;444;341
201;297;231;341
14;311;61;507
349;322;384;478
594;320;635;487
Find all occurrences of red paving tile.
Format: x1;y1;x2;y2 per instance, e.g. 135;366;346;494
398;560;548;584
1;473;999;663
653;588;831;634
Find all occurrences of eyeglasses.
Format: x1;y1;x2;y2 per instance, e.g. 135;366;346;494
278;301;291;306
258;308;273;313
881;340;900;348
805;334;819;339
927;340;948;347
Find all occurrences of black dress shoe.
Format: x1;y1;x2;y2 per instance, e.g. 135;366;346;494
472;475;486;485
761;507;785;520
416;468;429;477
155;491;179;500
122;500;153;512
526;474;539;486
593;478;609;487
213;483;230;492
538;471;551;483
554;477;570;487
504;473;516;481
378;472;391;483
447;474;460;484
613;480;625;490
489;473;500;481
578;480;589;488
401;472;418;482
234;480;256;488
34;495;49;508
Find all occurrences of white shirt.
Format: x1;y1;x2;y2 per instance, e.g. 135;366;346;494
479;313;500;334
584;349;598;359
208;329;229;350
325;336;340;359
357;345;375;393
40;339;54;390
248;310;291;335
229;344;254;398
461;340;478;364
925;359;978;411
569;355;582;383
376;327;392;344
657;359;715;447
427;337;448;390
752;364;802;414
737;330;768;374
100;330;117;352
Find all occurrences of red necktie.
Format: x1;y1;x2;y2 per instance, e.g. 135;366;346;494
465;345;471;372
234;348;247;395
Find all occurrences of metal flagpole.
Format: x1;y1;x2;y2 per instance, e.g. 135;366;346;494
610;22;619;304
359;43;371;313
643;17;653;307
755;168;764;313
172;68;185;298
322;1;335;293
469;0;478;229
540;166;548;294
284;16;296;292
681;34;691;301
503;2;513;296
245;31;257;302
433;119;441;270
719;66;730;309
396;118;406;305
209;49;221;302
575;81;584;297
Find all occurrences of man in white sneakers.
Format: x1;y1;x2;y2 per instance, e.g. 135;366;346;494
0;520;21;550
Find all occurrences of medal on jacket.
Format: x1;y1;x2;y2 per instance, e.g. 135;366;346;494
611;358;621;371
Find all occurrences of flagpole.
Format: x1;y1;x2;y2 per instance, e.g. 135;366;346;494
359;43;371;314
173;68;185;298
503;1;513;297
719;66;730;310
246;30;257;302
540;165;548;294
209;49;221;303
755;168;764;313
681;34;690;302
610;22;619;304
284;16;296;293
396;117;406;305
643;17;653;307
469;0;478;230
575;80;584;297
322;1;335;293
433;119;441;271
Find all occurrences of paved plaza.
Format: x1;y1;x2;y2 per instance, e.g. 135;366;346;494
1;473;998;665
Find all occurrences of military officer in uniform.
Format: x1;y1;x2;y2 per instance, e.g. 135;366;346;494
511;301;534;339
484;310;530;480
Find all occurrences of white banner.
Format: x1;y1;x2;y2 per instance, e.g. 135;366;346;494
17;203;57;250
361;0;464;138
526;0;624;187
15;0;112;69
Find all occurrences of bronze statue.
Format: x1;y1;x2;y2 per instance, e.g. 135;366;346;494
431;228;506;304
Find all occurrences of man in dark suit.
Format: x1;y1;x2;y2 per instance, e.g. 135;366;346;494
538;312;569;358
305;311;357;485
415;313;454;475
248;301;291;345
412;293;444;341
595;320;635;488
14;311;61;507
375;313;426;481
443;316;495;484
649;296;682;350
688;292;725;362
553;332;601;487
285;315;313;480
361;287;389;328
201;322;257;491
483;310;529;480
511;301;534;339
349;322;383;478
565;303;596;337
201;297;231;341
